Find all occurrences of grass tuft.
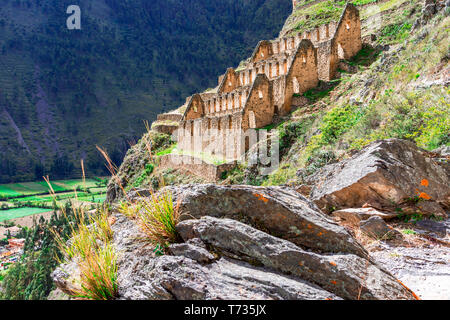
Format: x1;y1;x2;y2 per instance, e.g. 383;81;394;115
46;172;118;300
121;190;181;249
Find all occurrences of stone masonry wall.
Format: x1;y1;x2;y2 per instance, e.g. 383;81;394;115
174;4;362;166
283;39;319;114
334;4;362;60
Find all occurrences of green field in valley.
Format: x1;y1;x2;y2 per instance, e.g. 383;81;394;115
0;179;105;199
0;207;53;222
0;178;109;223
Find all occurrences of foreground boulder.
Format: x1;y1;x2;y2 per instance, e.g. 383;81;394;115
306;139;449;217
53;184;418;300
164;184;368;258
176;217;415;300
113;185;416;300
111;212;415;300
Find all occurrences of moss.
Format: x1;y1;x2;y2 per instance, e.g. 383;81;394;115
220;165;246;184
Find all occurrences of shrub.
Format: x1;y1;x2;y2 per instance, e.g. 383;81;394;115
76;243;118;300
320;105;365;144
133;163;155;187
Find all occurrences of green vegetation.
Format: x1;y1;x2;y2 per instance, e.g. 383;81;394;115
302;80;341;102
0;178;107;224
352;0;378;5
401;229;417;235
346;45;381;67
120;191;181;250
284;0;412;37
54;209;117;300
263;4;448;186
306;104;365;154
377;22;412;45
220;164;247;184
151;120;179;128
133;164;155;187
0;205;83;300
350;89;450;150
286;1;347;36
0;179;105;200
0;207;52;222
156;144;178;157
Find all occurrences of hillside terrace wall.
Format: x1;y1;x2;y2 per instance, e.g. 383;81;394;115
203;86;251;116
283;39;319;114
158;154;237;181
235;5;355;82
157;113;183;122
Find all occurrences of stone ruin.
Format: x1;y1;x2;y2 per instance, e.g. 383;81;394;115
158;3;362;166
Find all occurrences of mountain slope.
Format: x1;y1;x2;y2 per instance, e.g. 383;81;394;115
0;0;292;183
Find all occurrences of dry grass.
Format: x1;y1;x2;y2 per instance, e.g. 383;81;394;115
76;242;118;300
120;190;181;248
53;206;118;300
44;171;118;300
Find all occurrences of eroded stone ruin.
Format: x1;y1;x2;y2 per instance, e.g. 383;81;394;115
161;3;362;165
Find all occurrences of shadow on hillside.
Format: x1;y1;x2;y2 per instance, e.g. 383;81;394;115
347;43;382;68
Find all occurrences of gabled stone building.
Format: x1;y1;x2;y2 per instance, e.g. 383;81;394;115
175;3;362;162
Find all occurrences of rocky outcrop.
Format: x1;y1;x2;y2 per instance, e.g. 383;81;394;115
305;139;449;217
106;131;173;203
176;216;413;300
110;208;416;300
109;210;340;300
413;0;448;29
164;184;368;258
53;183;418;300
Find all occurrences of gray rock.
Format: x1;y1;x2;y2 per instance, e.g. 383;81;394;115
360;216;398;239
370;244;450;300
432;145;450;157
119;255;339;300
416;200;447;217
47;288;71;300
332;208;398;226
422;3;436;20
176;216;415;300
51;259;82;297
307;139;449;217
127;188;153;201
162;184;368;258
415;218;448;237
168;243;215;263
